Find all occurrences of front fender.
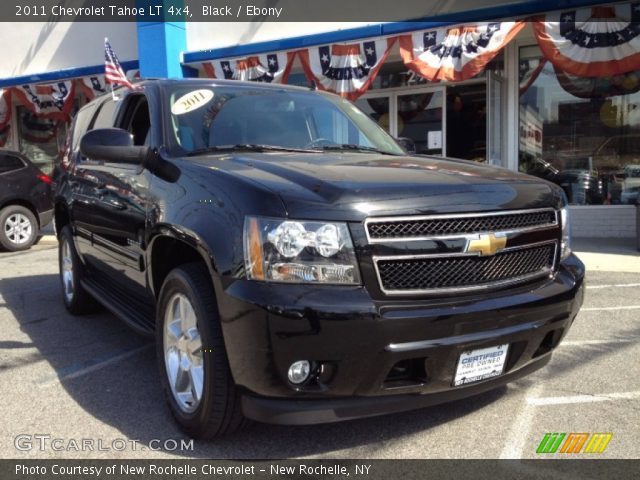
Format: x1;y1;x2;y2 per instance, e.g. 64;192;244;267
146;222;227;298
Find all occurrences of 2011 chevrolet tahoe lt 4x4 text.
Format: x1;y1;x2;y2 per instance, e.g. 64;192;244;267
54;79;584;438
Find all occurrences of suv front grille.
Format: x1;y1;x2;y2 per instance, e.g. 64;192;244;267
376;243;556;294
366;209;557;241
367;208;560;295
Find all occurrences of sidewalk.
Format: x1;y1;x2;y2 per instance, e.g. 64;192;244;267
573;237;640;273
38;224;58;246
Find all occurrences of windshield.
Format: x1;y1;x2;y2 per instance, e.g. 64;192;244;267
164;84;404;156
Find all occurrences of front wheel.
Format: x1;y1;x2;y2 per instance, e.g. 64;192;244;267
156;263;246;438
58;226;100;314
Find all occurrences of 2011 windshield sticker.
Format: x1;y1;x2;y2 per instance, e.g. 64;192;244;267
171;89;214;115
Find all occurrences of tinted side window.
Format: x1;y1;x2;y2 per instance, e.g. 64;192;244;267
91;98;118;130
0;154;25;174
119;95;151;146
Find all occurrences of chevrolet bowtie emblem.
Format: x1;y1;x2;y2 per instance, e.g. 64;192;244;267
466;233;507;256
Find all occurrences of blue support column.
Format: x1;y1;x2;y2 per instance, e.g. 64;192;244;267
136;1;187;78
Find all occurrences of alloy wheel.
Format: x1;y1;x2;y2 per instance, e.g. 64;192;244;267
163;293;204;413
4;213;32;245
61;238;75;303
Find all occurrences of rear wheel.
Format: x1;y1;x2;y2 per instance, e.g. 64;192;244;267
58;226;100;314
156;263;246;438
0;205;38;251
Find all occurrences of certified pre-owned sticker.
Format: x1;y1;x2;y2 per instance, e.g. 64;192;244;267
171;89;214;115
453;344;508;386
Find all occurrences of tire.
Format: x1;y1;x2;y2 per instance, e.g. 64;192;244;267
156;263;247;439
0;205;38;251
58;225;100;314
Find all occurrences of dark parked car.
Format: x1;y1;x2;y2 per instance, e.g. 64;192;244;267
554;169;605;205
523;160;605;205
621;186;640;205
0;150;53;251
54;79;584;438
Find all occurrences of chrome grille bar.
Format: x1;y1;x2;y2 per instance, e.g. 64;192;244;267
366;209;560;296
365;208;558;243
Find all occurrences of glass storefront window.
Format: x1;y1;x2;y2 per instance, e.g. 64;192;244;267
354;96;390;133
398;91;443;155
17;107;68;175
356;84;496;161
519;45;640;205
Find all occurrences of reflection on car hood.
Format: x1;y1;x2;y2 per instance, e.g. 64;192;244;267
185;152;562;221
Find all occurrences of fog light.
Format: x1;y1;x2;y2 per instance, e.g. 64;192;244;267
287;360;311;384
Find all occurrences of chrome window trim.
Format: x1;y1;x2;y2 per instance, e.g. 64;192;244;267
364;208;559;244
373;240;558;296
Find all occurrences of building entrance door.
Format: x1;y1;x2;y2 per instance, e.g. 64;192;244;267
357;78;504;164
446;82;487;163
355;85;446;155
396;89;445;156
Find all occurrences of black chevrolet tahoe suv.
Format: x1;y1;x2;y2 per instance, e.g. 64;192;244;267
54;79;584;438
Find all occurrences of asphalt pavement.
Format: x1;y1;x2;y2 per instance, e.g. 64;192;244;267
0;238;638;459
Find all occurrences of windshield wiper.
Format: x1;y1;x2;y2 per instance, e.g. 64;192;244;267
313;144;399;155
186;144;319;156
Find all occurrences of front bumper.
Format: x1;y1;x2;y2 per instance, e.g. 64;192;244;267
215;255;585;425
242;354;550;425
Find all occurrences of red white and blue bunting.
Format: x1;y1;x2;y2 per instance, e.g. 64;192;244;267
399;22;524;82
78;75;108;100
203;52;295;83
19;112;58;144
78;69;140;100
298;38;396;100
13;81;75;120
533;3;640;77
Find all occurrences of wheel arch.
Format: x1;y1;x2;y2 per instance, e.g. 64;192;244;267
0;198;40;227
147;228;220;299
54;200;71;236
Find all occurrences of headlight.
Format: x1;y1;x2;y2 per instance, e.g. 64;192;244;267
243;217;361;285
560;207;571;260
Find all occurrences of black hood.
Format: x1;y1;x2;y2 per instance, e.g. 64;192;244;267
185;152;563;221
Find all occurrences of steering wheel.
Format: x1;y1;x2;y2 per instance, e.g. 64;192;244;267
305;138;336;149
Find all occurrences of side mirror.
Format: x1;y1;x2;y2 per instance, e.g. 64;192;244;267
80;128;152;165
396;137;416;154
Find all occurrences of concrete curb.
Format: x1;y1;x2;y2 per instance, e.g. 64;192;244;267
38;234;58;245
574;251;640;273
573;237;640;274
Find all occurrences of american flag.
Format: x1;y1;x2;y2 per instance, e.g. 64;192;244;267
104;37;134;89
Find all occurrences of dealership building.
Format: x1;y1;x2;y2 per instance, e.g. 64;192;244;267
0;0;638;238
